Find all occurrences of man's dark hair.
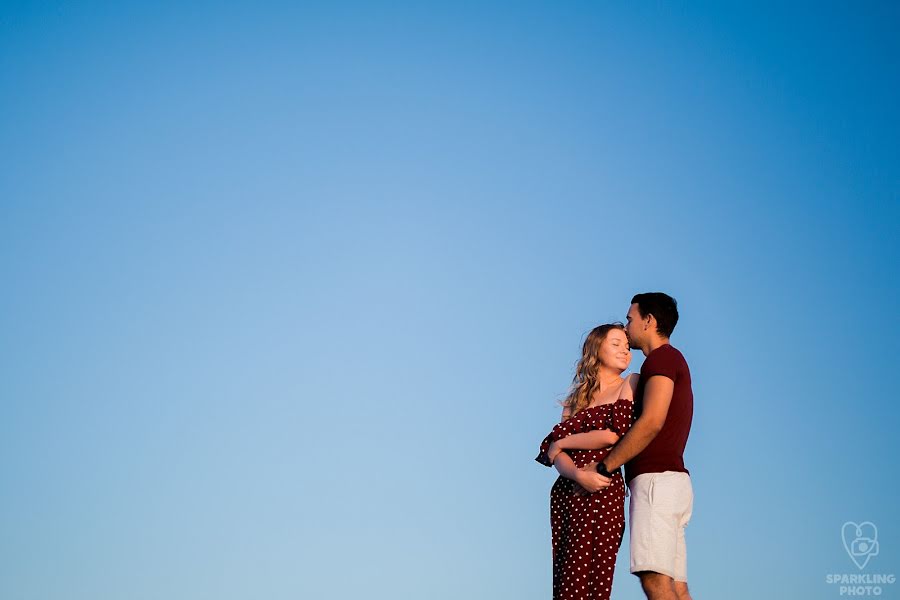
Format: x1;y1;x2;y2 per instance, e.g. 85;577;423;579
631;292;679;338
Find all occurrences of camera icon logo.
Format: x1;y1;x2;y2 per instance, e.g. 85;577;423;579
842;521;879;570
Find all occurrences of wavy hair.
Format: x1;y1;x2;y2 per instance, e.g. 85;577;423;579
560;322;626;418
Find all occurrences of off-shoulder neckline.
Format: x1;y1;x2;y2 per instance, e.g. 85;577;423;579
583;396;633;410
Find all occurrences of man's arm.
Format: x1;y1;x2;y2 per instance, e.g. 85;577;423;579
600;375;674;471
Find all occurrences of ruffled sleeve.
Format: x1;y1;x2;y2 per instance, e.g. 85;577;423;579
535;413;587;467
535;433;556;467
607;398;635;437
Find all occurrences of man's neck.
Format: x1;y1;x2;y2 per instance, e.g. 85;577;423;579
642;336;670;357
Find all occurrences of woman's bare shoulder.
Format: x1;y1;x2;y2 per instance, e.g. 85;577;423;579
623;373;640;397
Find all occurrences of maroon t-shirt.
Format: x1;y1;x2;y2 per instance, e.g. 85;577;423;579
624;344;693;483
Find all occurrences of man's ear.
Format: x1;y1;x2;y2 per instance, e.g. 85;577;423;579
645;313;655;331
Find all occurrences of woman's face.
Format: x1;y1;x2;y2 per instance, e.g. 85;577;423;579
600;329;632;373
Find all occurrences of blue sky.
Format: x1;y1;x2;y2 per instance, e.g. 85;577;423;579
1;2;898;599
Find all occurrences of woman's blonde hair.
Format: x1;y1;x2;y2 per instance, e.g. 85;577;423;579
561;323;626;418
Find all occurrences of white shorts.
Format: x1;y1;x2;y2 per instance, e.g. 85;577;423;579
628;471;693;582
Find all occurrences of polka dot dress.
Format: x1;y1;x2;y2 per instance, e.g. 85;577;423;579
535;398;635;600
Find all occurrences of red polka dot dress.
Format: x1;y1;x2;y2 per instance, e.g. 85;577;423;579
535;398;635;600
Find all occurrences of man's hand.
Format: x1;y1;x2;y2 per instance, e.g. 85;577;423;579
574;462;611;494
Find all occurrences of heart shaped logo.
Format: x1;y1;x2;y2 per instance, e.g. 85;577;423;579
842;521;879;570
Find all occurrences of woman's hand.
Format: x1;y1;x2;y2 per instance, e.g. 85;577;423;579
574;466;611;494
547;441;563;463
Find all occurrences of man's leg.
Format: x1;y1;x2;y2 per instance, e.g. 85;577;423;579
672;475;693;600
637;571;678;600
674;580;692;600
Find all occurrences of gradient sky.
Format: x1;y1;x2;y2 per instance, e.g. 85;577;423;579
1;2;898;599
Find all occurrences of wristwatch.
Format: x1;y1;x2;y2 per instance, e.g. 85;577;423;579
596;462;618;478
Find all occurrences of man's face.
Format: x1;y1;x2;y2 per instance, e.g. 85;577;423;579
624;303;646;348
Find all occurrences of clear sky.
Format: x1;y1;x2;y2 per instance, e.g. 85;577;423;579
1;2;898;599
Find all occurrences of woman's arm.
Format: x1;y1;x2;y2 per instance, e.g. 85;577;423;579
546;429;619;464
556;429;620;451
551;452;581;480
552;453;611;493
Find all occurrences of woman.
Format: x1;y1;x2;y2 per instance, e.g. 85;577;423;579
535;323;637;600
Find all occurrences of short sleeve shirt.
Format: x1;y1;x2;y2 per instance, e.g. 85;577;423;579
624;344;693;483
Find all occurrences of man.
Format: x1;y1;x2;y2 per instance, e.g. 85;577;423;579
583;292;695;600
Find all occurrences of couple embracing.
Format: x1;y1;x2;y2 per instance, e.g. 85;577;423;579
536;292;694;600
